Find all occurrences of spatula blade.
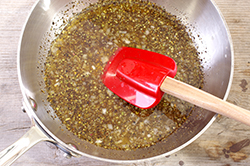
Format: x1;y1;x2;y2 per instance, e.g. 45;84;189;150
102;47;177;109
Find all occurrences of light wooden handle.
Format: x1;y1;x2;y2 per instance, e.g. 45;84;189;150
160;76;250;126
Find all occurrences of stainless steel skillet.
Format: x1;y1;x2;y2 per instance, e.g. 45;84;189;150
0;0;233;165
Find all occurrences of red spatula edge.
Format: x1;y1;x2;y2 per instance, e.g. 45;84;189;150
102;47;177;109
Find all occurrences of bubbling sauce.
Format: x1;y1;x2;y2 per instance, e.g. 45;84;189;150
44;0;204;150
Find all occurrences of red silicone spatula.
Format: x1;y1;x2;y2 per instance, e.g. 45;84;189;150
102;47;250;126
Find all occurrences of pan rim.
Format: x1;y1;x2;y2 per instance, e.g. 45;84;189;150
17;0;234;163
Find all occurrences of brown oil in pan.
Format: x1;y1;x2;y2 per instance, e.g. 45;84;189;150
44;0;204;150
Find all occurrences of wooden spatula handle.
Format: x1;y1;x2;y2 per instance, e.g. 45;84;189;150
160;76;250;126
